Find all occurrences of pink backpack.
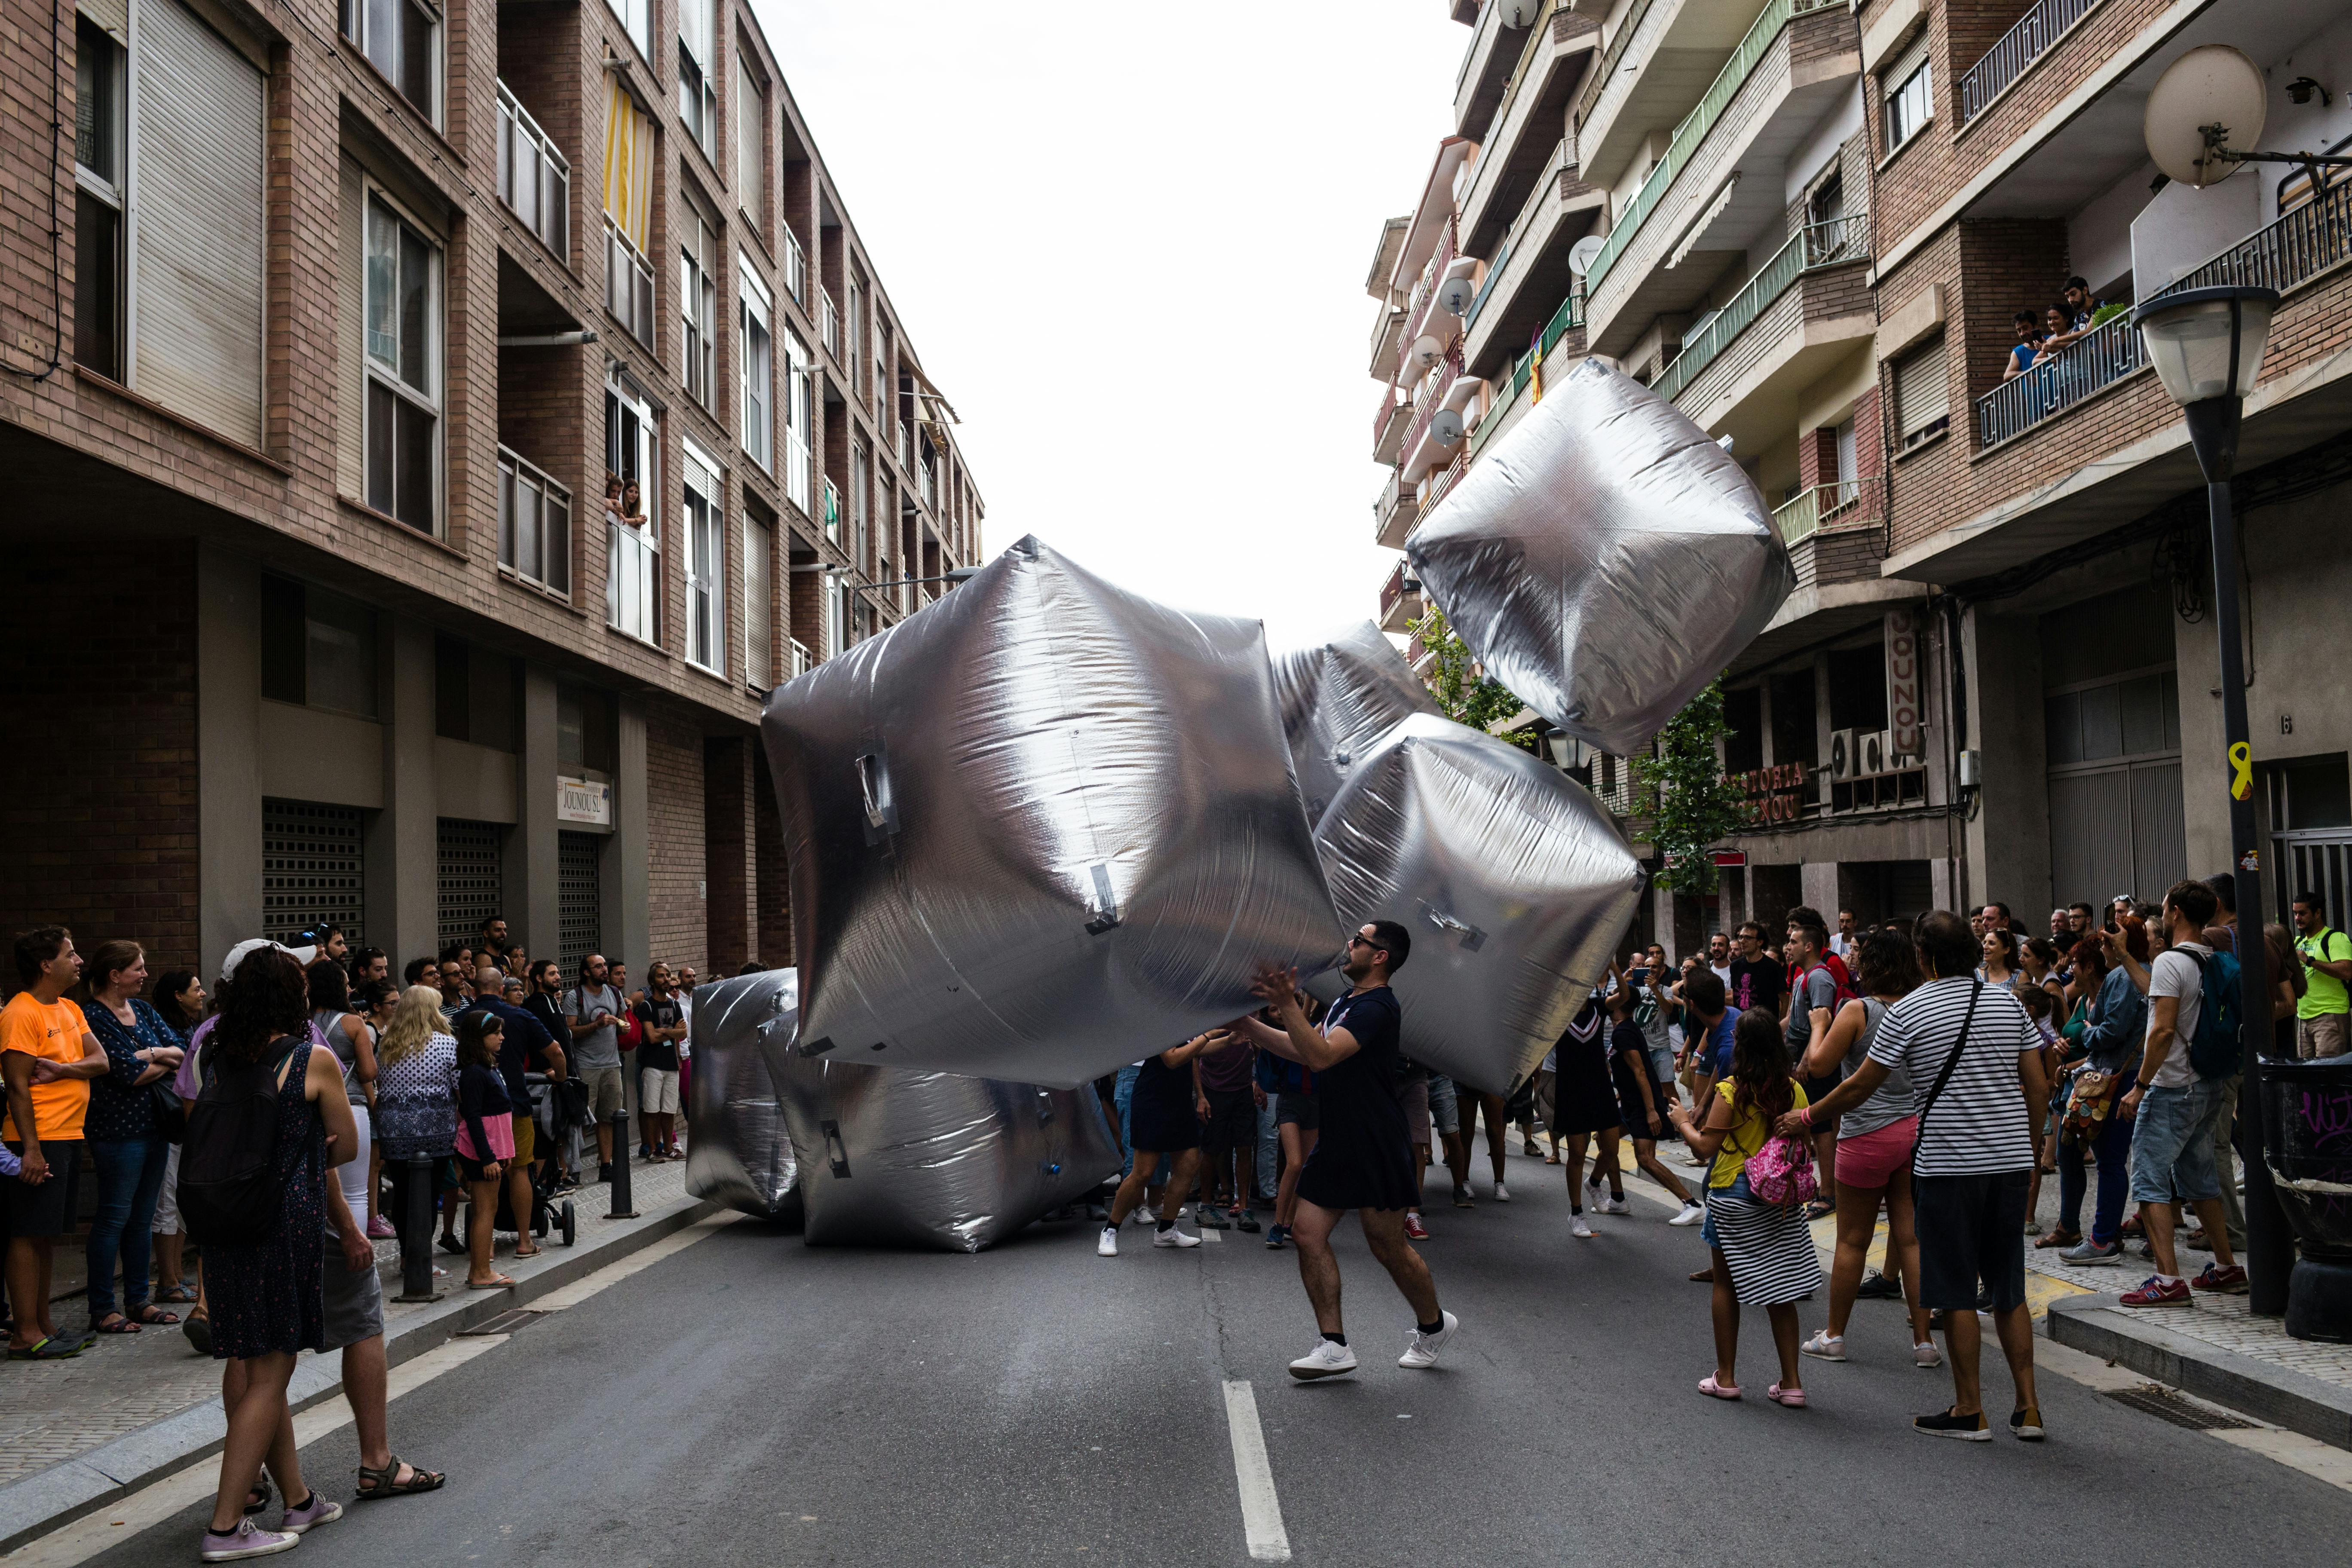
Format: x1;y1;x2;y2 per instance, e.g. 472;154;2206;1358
1745;1127;1819;1208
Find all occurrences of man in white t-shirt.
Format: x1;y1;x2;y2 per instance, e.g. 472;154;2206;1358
1828;909;1858;959
2116;880;2245;1306
1706;931;1732;994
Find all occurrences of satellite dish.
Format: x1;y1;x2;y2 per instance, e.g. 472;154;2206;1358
1437;275;1477;317
1430;407;1466;445
1410;333;1444;369
1504;1;1540;26
1568;234;1606;276
2144;45;2266;188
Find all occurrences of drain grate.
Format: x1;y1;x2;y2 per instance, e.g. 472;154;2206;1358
459;1308;548;1337
2103;1385;2253;1432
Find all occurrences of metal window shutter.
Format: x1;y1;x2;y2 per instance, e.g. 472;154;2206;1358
1884;33;1928;95
80;0;128;40
263;799;365;945
557;831;603;978
132;0;263;449
436;818;504;951
2129;763;2186;900
1895;342;1947;437
337;157;364;498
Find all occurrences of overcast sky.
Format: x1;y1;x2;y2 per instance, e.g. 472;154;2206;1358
757;0;1471;639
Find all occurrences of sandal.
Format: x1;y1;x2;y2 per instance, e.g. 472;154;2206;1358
466;1275;516;1291
1689;1267;1715;1283
129;1302;181;1326
9;1335;83;1360
354;1455;445;1501
93;1313;141;1334
1803;1199;1835;1221
2034;1229;2082;1250
512;1243;542;1259
1697;1374;1742;1400
157;1283;198;1304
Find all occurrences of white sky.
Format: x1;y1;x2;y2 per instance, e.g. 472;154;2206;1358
755;0;1472;640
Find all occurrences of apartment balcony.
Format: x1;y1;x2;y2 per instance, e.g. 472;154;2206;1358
1372;381;1409;464
1459;137;1604;381
1955;0;2100;126
1580;0;1859;358
1373;470;1419;551
1367;299;1406;378
1417;451;1470;524
1452;0;1529;138
1455;6;1602;260
789;639;813;680
1656;214;1873;455
602;217;655;347
1467;290;1583;462
1393;220;1464;386
1573;0;1782;202
496;445;572;600
1773;479;1882;588
1378;558;1423;634
1396;352;1476;483
496;83;568;260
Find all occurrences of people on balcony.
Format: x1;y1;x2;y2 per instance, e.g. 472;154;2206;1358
2001;311;2044;382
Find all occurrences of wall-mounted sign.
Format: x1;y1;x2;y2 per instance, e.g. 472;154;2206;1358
1712;850;1748;868
557;775;611;826
1886;608;1922;757
1727;761;1808;825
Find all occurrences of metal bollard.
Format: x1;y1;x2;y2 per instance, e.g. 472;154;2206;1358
394;1154;443;1303
608;1109;638;1219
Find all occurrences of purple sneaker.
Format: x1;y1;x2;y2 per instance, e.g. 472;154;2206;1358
279;1490;343;1534
200;1518;299;1560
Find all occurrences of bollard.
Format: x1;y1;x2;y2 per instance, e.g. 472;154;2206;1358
608;1109;639;1219
394;1153;443;1303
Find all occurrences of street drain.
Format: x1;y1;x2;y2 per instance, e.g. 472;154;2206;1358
459;1308;548;1337
2103;1386;2253;1432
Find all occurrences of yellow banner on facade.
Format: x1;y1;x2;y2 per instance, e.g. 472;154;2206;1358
603;78;654;253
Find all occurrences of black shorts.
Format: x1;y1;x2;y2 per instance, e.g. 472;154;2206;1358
1200;1088;1255;1151
1275;1093;1320;1131
1914;1170;2029;1313
4;1141;83;1239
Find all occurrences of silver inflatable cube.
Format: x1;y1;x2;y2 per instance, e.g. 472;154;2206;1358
681;971;802;1222
1406;357;1792;756
762;535;1349;1089
1270;621;1443;825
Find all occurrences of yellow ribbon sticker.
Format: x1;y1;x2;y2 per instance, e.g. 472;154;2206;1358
2229;741;2253;801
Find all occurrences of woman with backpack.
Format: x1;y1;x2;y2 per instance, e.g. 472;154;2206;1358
188;947;359;1562
451;1010;519;1291
1792;928;1939;1369
1667;1007;1821;1407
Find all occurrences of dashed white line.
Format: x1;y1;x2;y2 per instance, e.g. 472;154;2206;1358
1220;1379;1291;1562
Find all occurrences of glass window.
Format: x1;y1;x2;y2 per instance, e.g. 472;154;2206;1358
784;326;812;514
850;440;868;568
740;262;772;469
363;193;440;533
74;18;124;378
342;0;437;119
1884;46;1932;153
262;574;379;719
682;441;725;675
735;55;766;229
677;0;716;156
680;205;716;409
604;369;660;643
602;0;649;61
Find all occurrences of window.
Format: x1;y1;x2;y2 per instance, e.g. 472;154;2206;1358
74;17;124;378
846;279;863;392
681;440;726;675
605;368;660;643
850;440;868;566
1883;38;1932;154
498;447;571;595
735;54;767;230
680;202;717;409
783;326;812;514
825;571;848;658
781;224;805;303
739;260;772;469
602;0;649;61
677;0;716;156
363;193;441;532
1892;338;1948;450
260;574;380;719
602;80;655;346
433;636;518;749
746;509;774;690
341;0;437;118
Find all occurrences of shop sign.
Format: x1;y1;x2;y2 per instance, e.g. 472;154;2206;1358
557;775;611;826
1886;608;1921;757
1727;761;1808;825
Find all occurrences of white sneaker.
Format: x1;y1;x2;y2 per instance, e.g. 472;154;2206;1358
1800;1330;1847;1362
1152;1226;1201;1249
1096;1225;1118;1258
1398;1310;1459;1369
1493;1182;1511;1202
1914;1340;1944;1369
1599;1196;1631;1216
1289;1338;1358;1380
200;1520;300;1562
1571;1216;1596;1239
1669;1201;1706;1227
1130;1207;1154;1226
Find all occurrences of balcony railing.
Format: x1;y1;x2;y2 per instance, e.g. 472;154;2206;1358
1372;381;1408;447
496;83;568;257
789;638;812;679
498;446;572;596
1651;214;1865;405
1465;138;1571;331
821;287;839;358
1396;220;1459;378
1975;312;2144;447
1396;348;1464;470
603;217;655;347
1508;286;1582;400
2168;176;2352;297
782;227;806;304
1772;478;1874;547
605;507;658;643
1419;451;1469;516
1379;559;1414;623
1957;0;2099;124
1582;0;1841;297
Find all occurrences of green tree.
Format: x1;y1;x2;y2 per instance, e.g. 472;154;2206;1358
1629;678;1746;893
1406;605;1536;750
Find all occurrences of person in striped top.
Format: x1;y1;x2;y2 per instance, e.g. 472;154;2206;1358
1780;910;2052;1442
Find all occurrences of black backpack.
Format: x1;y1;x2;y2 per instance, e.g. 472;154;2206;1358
178;1040;300;1247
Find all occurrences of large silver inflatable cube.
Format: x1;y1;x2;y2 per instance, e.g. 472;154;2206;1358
682;971;802;1222
1271;621;1443;825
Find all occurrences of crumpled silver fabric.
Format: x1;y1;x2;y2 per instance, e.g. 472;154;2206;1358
1406;356;1793;756
753;1017;1123;1253
682;972;802;1222
762;534;1350;1089
1270;621;1444;825
1307;714;1645;1094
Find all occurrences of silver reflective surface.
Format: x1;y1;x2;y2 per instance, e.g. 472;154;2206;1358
762;535;1350;1089
1308;714;1646;1094
1406;357;1792;755
1270;621;1443;825
682;972;802;1222
756;1027;1122;1253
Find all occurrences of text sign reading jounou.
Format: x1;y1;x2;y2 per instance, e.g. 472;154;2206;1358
556;775;611;825
1886;608;1921;757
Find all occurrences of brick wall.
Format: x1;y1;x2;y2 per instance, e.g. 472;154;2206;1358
701;735;753;974
645;709;707;975
0;543;200;977
753;748;792;969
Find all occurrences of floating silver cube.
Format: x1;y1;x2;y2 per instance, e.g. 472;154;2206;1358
681;971;801;1222
1270;620;1443;825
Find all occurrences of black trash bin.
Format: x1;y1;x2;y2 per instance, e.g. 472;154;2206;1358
2260;1055;2352;1342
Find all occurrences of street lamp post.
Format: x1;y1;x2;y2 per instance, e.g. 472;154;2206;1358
2129;284;2291;1316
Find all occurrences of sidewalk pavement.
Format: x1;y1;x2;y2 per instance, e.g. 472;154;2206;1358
0;1155;726;1552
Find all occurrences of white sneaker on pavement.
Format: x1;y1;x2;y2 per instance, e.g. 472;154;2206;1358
199;1520;299;1562
1097;1225;1118;1258
1599;1196;1631;1216
1571;1216;1596;1239
1152;1226;1201;1249
1398;1310;1459;1369
1493;1182;1511;1202
1289;1338;1358;1380
1914;1340;1944;1369
1669;1201;1706;1227
1800;1331;1847;1362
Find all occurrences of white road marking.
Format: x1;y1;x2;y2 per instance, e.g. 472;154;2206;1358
1220;1379;1291;1563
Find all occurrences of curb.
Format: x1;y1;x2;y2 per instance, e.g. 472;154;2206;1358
0;1193;722;1554
2045;1292;2352;1452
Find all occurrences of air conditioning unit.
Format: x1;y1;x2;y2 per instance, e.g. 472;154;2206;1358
1828;729;1857;781
1859;729;1887;776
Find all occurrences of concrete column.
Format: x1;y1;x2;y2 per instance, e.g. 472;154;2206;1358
1801;861;1839;917
512;662;561;958
1961;604;2052;922
613;692;651;977
703;735;753;975
196;550;263;971
367;615;439;965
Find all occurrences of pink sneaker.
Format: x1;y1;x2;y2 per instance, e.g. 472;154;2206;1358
2120;1274;2192;1308
365;1216;396;1240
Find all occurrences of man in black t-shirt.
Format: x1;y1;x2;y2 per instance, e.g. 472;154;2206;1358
632;965;688;1161
1726;920;1787;1021
1232;920;1457;1382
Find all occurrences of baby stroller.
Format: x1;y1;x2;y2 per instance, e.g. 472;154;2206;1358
479;1074;579;1248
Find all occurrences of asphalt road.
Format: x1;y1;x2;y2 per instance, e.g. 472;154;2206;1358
74;1149;2352;1566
